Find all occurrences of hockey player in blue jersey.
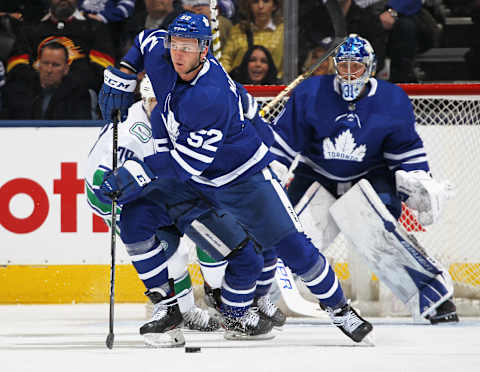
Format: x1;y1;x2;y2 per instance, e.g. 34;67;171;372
90;75;286;345
271;34;458;324
98;13;373;343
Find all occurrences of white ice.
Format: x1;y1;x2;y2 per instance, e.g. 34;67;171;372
1;304;479;372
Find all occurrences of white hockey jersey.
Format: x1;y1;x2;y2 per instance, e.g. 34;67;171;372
85;101;154;217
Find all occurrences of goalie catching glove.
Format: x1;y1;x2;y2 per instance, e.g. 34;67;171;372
100;158;156;204
395;170;455;226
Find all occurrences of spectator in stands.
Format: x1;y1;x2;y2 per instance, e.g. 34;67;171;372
3;41;97;120
220;0;284;79
5;0;115;107
78;0;136;23
122;0;184;55
230;44;281;85
301;36;335;76
182;0;233;51
299;0;387;77
355;0;441;82
0;2;49;88
0;1;49;24
78;0;136;60
0;12;19;113
218;0;237;21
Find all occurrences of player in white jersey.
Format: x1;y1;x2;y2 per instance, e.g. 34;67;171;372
98;13;373;344
271;34;458;324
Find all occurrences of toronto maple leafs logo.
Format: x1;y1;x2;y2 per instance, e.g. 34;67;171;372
323;129;366;162
161;94;180;144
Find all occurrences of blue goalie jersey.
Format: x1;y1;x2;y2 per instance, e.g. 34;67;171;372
121;29;273;188
271;75;430;182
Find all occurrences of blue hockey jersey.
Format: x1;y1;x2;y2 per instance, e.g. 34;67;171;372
121;29;273;188
271;75;430;182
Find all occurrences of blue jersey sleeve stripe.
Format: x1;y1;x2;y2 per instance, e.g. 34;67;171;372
388;157;429;170
270;146;294;164
384;147;425;160
175;143;215;163
117;5;129;18
191;143;269;187
402;156;429;164
171;149;203;176
273;131;298;158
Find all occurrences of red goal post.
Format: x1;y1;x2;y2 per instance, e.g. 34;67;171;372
245;83;480;316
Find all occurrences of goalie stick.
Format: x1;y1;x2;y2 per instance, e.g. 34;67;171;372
106;111;120;349
259;36;346;117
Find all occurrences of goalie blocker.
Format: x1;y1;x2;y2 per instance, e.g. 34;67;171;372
296;179;458;322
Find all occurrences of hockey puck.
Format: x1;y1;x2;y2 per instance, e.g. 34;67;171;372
185;347;201;353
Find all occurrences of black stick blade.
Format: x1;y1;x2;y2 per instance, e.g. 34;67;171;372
106;333;114;349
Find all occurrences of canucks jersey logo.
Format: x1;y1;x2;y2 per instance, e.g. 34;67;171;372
323;129;366;162
129;122;152;143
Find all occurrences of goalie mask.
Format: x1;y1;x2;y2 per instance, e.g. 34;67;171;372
334;34;376;102
165;12;212;52
140;74;157;118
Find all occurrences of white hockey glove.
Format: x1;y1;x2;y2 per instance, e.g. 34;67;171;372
395;170;455;226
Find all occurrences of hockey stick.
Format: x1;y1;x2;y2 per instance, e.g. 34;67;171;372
106;110;120;349
209;0;222;59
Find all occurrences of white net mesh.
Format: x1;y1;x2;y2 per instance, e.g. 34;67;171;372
249;84;480;314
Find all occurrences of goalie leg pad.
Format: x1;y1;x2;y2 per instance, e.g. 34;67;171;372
293;181;340;250
329;179;453;318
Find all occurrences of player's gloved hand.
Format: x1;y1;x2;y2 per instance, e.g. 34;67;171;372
99;66;137;122
100;158;156;204
395;170;455;226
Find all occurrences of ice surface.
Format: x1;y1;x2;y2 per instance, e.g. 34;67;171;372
1;304;479;372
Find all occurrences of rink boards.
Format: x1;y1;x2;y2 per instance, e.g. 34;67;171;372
0;124;479;303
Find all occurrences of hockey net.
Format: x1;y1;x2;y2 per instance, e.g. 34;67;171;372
244;83;480;317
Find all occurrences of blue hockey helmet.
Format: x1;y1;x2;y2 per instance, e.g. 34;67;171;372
166;12;212;51
334;34;376;101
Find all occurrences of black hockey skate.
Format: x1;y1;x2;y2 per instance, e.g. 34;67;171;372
182;306;221;332
253;295;287;327
322;301;373;344
221;308;274;340
426;299;459;324
140;290;185;347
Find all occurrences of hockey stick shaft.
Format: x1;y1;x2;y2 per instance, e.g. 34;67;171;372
210;0;222;59
106;110;120;350
260;36;347;117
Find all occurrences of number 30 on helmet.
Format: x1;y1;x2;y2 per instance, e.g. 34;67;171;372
334;34;376;102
